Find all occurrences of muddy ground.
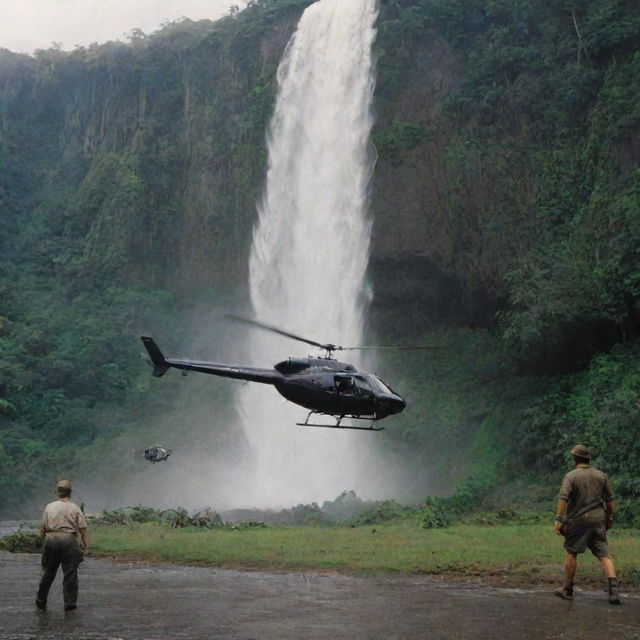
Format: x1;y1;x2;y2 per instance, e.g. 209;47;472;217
0;551;637;640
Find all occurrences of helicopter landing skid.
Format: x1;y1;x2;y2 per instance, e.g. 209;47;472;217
296;412;384;431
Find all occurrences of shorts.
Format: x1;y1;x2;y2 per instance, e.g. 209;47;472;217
562;519;609;558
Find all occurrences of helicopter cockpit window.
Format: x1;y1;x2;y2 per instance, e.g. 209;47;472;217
335;375;374;398
370;375;394;395
335;376;356;395
352;376;374;398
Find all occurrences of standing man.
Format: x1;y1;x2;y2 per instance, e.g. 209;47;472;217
35;479;88;611
554;444;620;604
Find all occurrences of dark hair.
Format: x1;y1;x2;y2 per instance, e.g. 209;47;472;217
57;487;71;498
572;455;590;465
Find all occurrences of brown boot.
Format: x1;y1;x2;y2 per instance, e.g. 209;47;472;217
608;577;621;605
554;582;574;600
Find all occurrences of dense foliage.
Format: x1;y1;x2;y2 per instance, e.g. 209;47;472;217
1;0;639;515
372;0;640;495
0;0;312;514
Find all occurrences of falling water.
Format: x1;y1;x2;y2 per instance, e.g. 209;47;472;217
80;0;426;515
233;0;392;508
250;0;378;338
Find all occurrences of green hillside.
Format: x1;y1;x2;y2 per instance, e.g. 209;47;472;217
1;0;639;516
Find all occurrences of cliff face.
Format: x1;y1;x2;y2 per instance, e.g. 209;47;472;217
368;0;640;345
3;0;639;307
2;0;640;513
369;33;476;329
0;7;309;297
0;3;538;322
5;1;634;328
0;7;312;513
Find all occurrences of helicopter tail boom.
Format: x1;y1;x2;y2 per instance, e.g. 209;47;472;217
141;336;171;377
140;336;284;385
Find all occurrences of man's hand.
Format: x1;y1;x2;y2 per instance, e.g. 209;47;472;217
605;514;613;530
554;520;563;536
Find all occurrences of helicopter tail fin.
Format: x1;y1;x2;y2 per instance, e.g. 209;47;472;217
141;336;170;377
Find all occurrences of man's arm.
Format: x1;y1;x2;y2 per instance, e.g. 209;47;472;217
554;499;568;535
74;507;88;551
605;500;614;530
79;527;88;553
555;474;572;535
603;473;615;530
39;509;48;538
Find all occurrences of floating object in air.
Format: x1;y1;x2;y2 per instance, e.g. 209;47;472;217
143;446;172;463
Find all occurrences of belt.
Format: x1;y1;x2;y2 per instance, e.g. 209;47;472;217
573;509;604;520
46;531;78;536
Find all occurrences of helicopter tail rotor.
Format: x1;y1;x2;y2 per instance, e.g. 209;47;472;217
141;337;170;377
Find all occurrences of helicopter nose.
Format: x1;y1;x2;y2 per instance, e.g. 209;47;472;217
377;394;406;417
390;395;406;414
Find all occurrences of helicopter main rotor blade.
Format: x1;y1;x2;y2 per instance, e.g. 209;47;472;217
226;315;443;353
226;314;330;350
340;345;444;351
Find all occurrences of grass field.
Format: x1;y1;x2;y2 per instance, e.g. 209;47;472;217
90;521;640;588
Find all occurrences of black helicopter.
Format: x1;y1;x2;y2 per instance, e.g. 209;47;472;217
141;317;412;430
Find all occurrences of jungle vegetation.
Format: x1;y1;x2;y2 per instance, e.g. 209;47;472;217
1;0;639;517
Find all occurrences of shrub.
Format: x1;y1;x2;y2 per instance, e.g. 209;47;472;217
4;532;43;553
354;500;414;525
421;500;450;529
128;505;162;523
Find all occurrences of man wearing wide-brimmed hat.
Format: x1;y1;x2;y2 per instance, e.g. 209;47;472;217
35;479;88;611
553;444;620;604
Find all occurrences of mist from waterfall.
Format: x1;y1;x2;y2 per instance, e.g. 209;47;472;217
230;0;418;509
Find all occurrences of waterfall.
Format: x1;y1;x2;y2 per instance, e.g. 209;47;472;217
237;0;384;507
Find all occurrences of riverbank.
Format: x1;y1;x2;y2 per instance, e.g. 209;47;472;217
88;521;640;589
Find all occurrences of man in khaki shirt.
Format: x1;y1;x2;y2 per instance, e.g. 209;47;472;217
553;444;620;604
35;479;88;611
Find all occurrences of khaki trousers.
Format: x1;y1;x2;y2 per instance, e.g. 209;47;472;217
36;533;84;608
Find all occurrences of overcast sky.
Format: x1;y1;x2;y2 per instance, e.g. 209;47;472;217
0;0;248;54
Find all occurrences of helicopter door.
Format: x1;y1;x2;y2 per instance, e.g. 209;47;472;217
335;375;357;395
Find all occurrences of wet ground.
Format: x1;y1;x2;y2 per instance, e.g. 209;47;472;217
0;551;638;640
